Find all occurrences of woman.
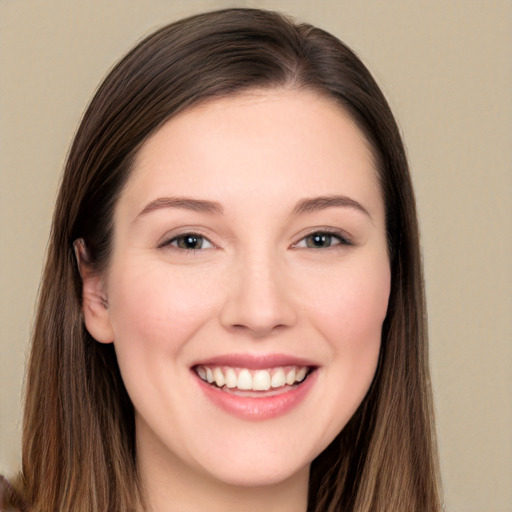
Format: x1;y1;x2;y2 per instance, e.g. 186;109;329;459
5;8;441;512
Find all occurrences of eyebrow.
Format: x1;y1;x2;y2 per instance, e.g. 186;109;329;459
135;196;224;221
293;195;371;219
134;194;371;222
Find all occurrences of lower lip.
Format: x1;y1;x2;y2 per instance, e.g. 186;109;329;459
194;370;317;420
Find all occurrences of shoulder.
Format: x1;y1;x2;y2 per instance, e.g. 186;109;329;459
0;475;25;512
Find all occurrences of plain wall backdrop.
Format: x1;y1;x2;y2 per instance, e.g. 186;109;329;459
1;1;511;510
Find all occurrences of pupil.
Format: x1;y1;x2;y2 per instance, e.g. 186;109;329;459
309;234;331;247
181;235;201;249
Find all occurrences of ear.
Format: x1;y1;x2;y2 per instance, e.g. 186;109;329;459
74;239;114;344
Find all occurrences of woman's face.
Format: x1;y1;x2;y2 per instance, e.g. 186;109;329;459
83;89;390;488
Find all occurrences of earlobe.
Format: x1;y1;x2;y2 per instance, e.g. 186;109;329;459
74;239;114;344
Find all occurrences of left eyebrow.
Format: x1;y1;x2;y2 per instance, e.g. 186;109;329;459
293;195;372;220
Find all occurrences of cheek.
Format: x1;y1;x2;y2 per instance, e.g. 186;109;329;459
104;259;227;426
303;256;390;428
306;256;390;350
106;259;222;357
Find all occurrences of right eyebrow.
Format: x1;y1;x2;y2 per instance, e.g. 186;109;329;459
133;196;224;223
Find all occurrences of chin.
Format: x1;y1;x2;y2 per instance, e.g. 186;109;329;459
203;459;310;489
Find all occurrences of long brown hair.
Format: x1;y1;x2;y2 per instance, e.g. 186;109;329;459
18;8;441;511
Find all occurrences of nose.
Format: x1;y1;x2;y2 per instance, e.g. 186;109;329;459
219;253;297;338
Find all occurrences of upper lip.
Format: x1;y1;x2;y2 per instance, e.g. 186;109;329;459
191;353;318;370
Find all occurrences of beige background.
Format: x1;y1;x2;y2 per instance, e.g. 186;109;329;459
1;1;511;510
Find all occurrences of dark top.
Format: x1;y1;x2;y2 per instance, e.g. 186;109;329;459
0;476;24;512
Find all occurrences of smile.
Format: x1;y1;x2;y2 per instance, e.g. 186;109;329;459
194;365;311;392
191;357;318;420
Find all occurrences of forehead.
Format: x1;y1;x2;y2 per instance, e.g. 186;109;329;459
120;88;383;222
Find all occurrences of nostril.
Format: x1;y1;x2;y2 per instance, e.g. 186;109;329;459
218;260;298;335
227;322;289;338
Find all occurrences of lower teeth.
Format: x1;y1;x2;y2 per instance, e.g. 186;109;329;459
216;384;297;396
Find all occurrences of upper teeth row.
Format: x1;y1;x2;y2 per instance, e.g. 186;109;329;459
196;366;308;391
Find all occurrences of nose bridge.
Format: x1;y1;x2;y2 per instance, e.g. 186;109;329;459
220;245;296;336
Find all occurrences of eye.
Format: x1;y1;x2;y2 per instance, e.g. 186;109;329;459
162;233;214;250
295;231;351;249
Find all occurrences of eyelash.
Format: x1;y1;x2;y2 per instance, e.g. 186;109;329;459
158;233;214;251
159;229;353;252
293;230;353;249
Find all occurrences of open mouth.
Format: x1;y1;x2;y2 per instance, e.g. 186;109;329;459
193;365;315;395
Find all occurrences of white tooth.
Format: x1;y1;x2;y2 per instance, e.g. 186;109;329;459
253;370;271;391
286;368;296;385
271;368;286;388
213;367;225;387
197;367;206;381
237;369;253;390
225;368;237;388
296;367;307;382
206;367;214;383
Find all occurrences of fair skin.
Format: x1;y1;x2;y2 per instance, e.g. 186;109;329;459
81;89;390;512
